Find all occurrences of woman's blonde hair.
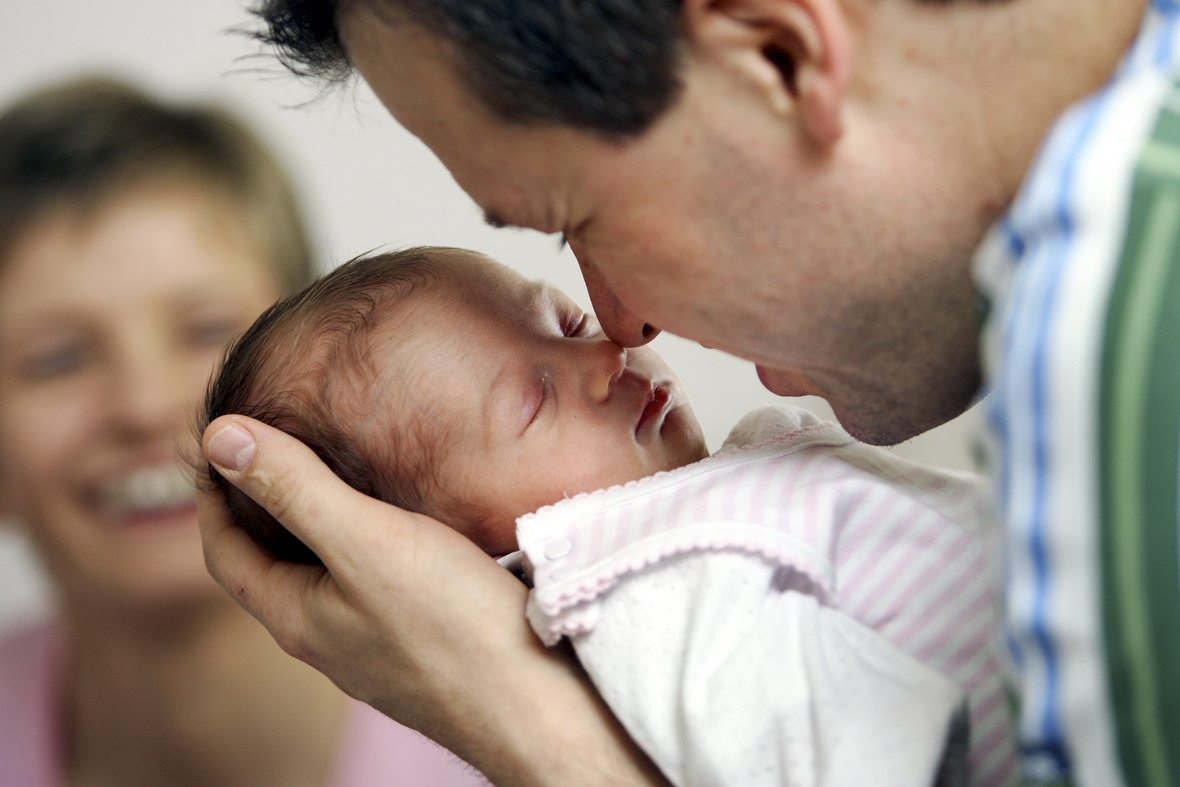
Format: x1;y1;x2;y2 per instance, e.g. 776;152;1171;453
0;75;316;293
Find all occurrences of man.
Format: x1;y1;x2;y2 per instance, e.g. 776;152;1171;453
200;0;1176;785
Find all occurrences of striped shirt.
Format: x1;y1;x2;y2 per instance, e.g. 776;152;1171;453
974;3;1180;785
519;405;1016;787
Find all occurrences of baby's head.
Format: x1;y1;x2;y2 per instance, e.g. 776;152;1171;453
202;247;708;562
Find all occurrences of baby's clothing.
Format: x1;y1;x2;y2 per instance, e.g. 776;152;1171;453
516;406;1016;787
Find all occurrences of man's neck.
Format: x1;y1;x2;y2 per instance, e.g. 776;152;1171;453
874;0;1152;204
812;0;1152;443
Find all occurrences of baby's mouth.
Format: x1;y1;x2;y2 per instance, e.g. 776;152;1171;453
635;385;671;435
98;464;196;518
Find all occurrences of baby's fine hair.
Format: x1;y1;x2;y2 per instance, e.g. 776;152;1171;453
201;247;458;563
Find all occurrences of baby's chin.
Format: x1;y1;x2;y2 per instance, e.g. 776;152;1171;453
464;517;520;559
666;406;710;468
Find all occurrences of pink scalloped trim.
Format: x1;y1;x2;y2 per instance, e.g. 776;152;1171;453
528;602;601;645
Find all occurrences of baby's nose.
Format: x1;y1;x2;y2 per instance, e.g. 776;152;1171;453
583;339;627;402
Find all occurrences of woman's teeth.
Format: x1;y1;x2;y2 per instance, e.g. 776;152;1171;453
102;465;196;515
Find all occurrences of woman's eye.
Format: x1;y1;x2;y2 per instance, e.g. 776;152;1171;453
185;319;243;349
20;343;90;381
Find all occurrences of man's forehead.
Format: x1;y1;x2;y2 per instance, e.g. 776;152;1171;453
340;4;474;122
343;6;606;235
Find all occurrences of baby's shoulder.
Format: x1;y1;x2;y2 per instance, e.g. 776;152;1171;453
719;405;842;452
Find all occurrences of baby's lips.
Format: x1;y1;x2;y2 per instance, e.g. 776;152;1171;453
635;384;670;435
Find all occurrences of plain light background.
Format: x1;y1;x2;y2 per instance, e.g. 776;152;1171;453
0;0;983;631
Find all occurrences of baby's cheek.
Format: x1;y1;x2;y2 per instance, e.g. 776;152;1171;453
468;517;520;558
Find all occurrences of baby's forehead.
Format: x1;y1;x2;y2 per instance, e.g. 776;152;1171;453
420;254;554;314
444;251;541;295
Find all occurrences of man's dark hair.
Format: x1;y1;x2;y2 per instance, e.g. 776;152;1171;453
0;76;315;291
253;0;997;139
254;0;686;136
200;248;455;563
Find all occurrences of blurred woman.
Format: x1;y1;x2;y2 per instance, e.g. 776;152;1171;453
0;77;487;787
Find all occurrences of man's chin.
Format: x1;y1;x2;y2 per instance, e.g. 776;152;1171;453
754;364;965;447
832;391;978;446
755;365;817;397
833;413;920;447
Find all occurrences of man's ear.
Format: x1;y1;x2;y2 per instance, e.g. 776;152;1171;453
682;0;852;147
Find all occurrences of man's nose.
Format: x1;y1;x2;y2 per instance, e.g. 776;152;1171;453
575;249;661;348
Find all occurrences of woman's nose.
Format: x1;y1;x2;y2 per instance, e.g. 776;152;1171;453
106;344;186;440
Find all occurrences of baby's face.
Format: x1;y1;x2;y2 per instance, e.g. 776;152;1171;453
371;251;709;556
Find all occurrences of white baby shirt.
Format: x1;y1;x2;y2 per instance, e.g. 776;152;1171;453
516;406;1016;787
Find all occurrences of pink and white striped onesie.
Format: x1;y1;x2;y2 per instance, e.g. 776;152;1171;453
517;406;1017;787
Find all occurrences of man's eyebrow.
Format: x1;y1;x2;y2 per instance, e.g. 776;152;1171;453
484;209;568;246
483;210;514;229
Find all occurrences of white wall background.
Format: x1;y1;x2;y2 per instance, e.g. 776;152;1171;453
0;0;983;631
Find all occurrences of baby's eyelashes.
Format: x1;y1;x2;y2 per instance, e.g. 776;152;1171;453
529;374;553;427
562;311;603;339
564;312;589;337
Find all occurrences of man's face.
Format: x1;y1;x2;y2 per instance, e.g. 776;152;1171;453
370;252;708;556
341;7;990;444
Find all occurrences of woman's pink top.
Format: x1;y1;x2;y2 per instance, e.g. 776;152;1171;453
0;620;489;787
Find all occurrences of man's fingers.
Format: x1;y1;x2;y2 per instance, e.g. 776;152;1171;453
197;485;279;606
196;483;327;660
202;414;386;558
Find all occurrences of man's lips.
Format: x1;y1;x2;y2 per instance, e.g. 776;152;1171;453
636;385;671;434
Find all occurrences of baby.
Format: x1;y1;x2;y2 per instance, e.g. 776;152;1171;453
202;247;1016;787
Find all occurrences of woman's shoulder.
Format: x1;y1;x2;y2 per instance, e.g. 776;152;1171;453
0;617;64;787
329;699;491;787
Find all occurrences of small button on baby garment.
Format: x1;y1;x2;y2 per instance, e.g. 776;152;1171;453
544;538;573;560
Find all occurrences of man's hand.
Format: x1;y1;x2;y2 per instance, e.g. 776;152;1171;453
199;415;671;787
